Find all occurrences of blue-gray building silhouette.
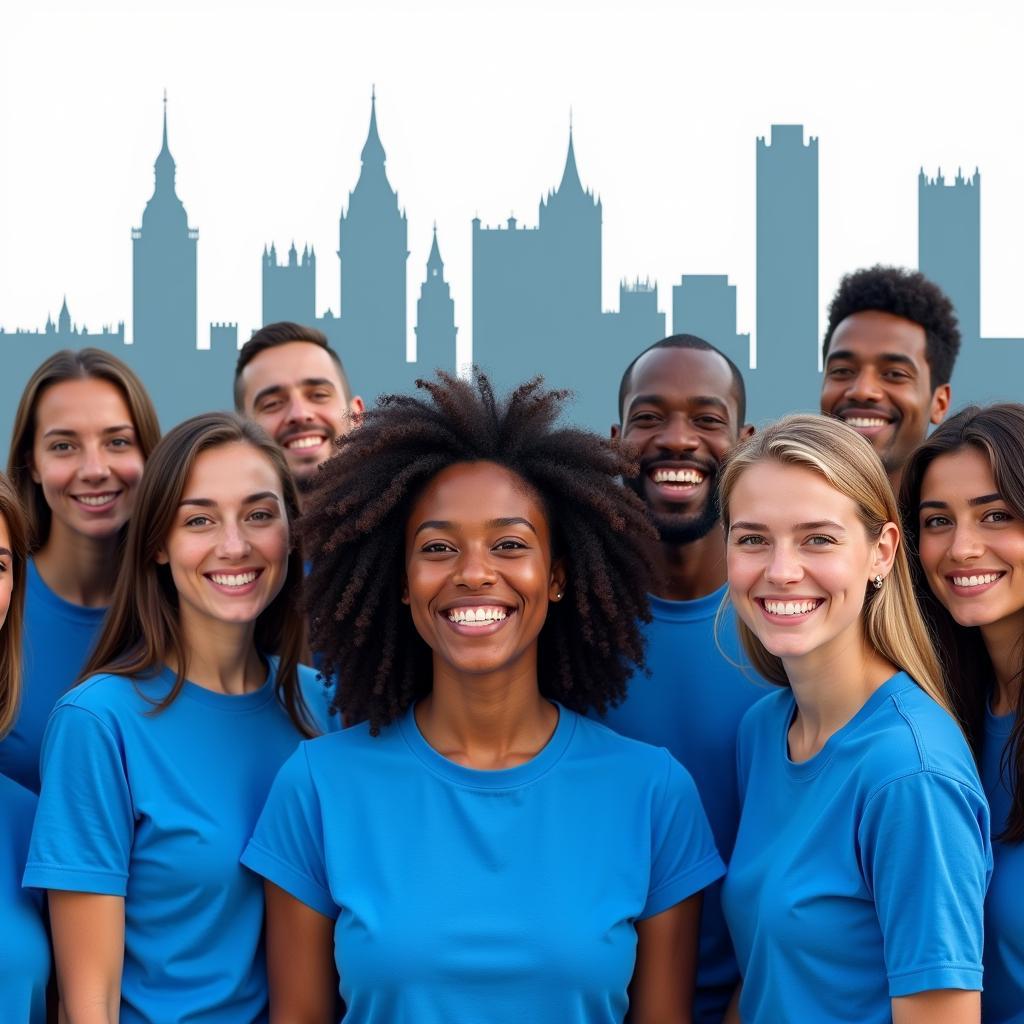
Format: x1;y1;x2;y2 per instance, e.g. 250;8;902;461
754;124;820;421
263;242;316;327
672;274;750;378
414;226;457;376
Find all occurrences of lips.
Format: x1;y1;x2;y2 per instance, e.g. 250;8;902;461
835;408;897;432
71;491;121;510
204;567;265;594
279;430;330;452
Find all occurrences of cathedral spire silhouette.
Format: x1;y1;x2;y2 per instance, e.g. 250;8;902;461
361;85;386;167
154;89;176;192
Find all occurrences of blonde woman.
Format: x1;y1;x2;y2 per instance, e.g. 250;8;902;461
719;415;991;1024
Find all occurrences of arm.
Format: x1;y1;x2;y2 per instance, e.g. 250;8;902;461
48;891;124;1024
892;990;979;1024
265;881;337;1024
627;893;701;1024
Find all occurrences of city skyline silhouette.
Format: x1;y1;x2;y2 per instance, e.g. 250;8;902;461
1;89;1023;455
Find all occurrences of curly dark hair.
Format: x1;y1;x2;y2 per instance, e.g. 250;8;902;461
300;371;657;734
822;266;961;388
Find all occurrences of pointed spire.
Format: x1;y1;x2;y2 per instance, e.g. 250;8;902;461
557;115;584;196
361;85;386;165
58;296;71;334
154;89;176;190
427;223;443;276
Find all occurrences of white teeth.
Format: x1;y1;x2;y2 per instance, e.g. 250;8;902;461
763;599;819;616
286;436;324;450
846;417;889;428
447;606;510;624
652;468;705;484
75;494;117;507
210;571;259;587
952;573;1002;588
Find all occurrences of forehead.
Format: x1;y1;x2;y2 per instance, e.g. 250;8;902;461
35;378;132;433
921;446;995;497
730;461;860;524
184;442;283;496
241;342;343;397
828;310;928;366
0;512;9;550
624;346;737;412
407;461;548;526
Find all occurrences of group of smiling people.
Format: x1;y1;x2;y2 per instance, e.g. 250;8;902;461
0;264;1021;1024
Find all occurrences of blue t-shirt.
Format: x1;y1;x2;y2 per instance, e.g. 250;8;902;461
595;588;768;1024
243;703;725;1024
722;672;992;1024
24;661;332;1024
0;557;106;792
982;707;1024;1023
0;773;49;1023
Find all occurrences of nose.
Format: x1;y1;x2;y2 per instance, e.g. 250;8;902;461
947;522;984;563
655;413;700;454
764;542;803;586
843;369;885;404
77;442;111;483
452;544;497;589
284;393;314;424
216;521;252;561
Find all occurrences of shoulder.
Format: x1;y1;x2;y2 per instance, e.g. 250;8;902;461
51;672;162;725
738;685;791;737
297;717;398;775
573;710;673;765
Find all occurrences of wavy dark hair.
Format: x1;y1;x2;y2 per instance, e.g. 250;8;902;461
901;403;1024;842
82;413;316;737
300;371;656;734
0;475;30;738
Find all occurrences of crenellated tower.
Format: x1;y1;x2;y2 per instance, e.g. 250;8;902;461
262;241;316;326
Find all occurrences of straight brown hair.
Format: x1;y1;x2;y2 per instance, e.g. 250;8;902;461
81;413;316;737
0;475;30;737
6;348;161;551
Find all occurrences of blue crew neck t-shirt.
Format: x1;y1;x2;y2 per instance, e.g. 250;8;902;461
0;774;49;1023
982;707;1024;1023
243;704;725;1024
595;588;768;1024
24;661;332;1024
722;673;992;1024
0;557;107;792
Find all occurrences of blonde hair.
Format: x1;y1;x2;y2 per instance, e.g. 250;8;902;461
718;414;951;715
0;474;30;738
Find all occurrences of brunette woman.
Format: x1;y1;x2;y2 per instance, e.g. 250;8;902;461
1;348;160;792
25;413;330;1023
243;373;724;1024
903;404;1024;1023
720;415;990;1024
0;473;50;1021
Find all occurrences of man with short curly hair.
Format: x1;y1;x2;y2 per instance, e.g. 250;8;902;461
820;265;961;488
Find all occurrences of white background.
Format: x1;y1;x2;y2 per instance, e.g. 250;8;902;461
0;0;1018;366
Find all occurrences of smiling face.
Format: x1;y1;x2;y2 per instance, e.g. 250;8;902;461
727;461;896;670
821;310;950;478
30;377;145;544
238;341;364;481
616;346;751;544
918;446;1024;638
403;461;565;683
157;442;290;635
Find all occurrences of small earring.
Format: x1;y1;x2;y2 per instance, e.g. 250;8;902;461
872;574;884;590
555;592;563;600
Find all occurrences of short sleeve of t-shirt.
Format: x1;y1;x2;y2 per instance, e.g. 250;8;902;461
641;751;724;920
24;704;134;894
858;769;992;996
241;743;335;919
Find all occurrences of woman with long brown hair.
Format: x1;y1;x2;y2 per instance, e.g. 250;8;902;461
25;413;331;1023
0;473;50;1021
902;403;1024;1023
0;348;160;794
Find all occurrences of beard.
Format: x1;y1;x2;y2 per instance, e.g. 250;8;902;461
624;462;722;545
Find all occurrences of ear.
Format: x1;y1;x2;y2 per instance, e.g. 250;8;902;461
548;558;568;602
872;521;900;581
929;384;951;426
739;423;756;441
155;548;170;566
27;452;40;485
348;395;366;426
610;423;621;440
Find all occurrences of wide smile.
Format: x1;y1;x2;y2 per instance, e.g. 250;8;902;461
946;570;1005;598
646;464;708;502
838;410;896;438
71;490;122;512
440;603;517;636
755;597;825;623
204;568;265;596
281;431;329;454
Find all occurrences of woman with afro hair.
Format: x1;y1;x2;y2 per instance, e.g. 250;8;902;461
243;371;723;1024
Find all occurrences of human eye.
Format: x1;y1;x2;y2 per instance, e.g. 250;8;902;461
921;513;952;529
50;441;74;453
421;540;455;554
826;365;854;379
494;538;528;552
696;415;727;428
109;436;134;449
882;368;911;382
258;398;283;413
310;389;334;402
185;514;213;528
248;508;276;523
734;533;767;546
628;411;659;425
805;534;837;546
982;509;1014;524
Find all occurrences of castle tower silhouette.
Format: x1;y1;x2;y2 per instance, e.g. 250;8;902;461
132;93;198;353
262;241;316;326
414;225;457;376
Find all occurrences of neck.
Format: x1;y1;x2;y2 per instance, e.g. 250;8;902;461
887;465;904;495
783;629;897;761
34;522;121;607
980;616;1024;715
170;611;264;695
649;526;726;602
416;653;557;770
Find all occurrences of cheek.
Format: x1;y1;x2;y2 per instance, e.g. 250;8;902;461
118;455;146;489
916;535;945;577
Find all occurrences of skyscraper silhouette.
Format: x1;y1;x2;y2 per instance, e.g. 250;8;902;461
132;93;198;353
335;88;410;396
672;274;750;376
262;242;316;326
414;226;457;376
755;124;819;420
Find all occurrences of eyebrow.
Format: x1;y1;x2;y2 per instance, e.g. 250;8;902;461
252;378;336;406
628;394;730;413
919;493;1003;511
0;547;10;559
825;350;917;369
179;492;281;508
43;424;134;439
730;520;846;532
413;516;538;537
